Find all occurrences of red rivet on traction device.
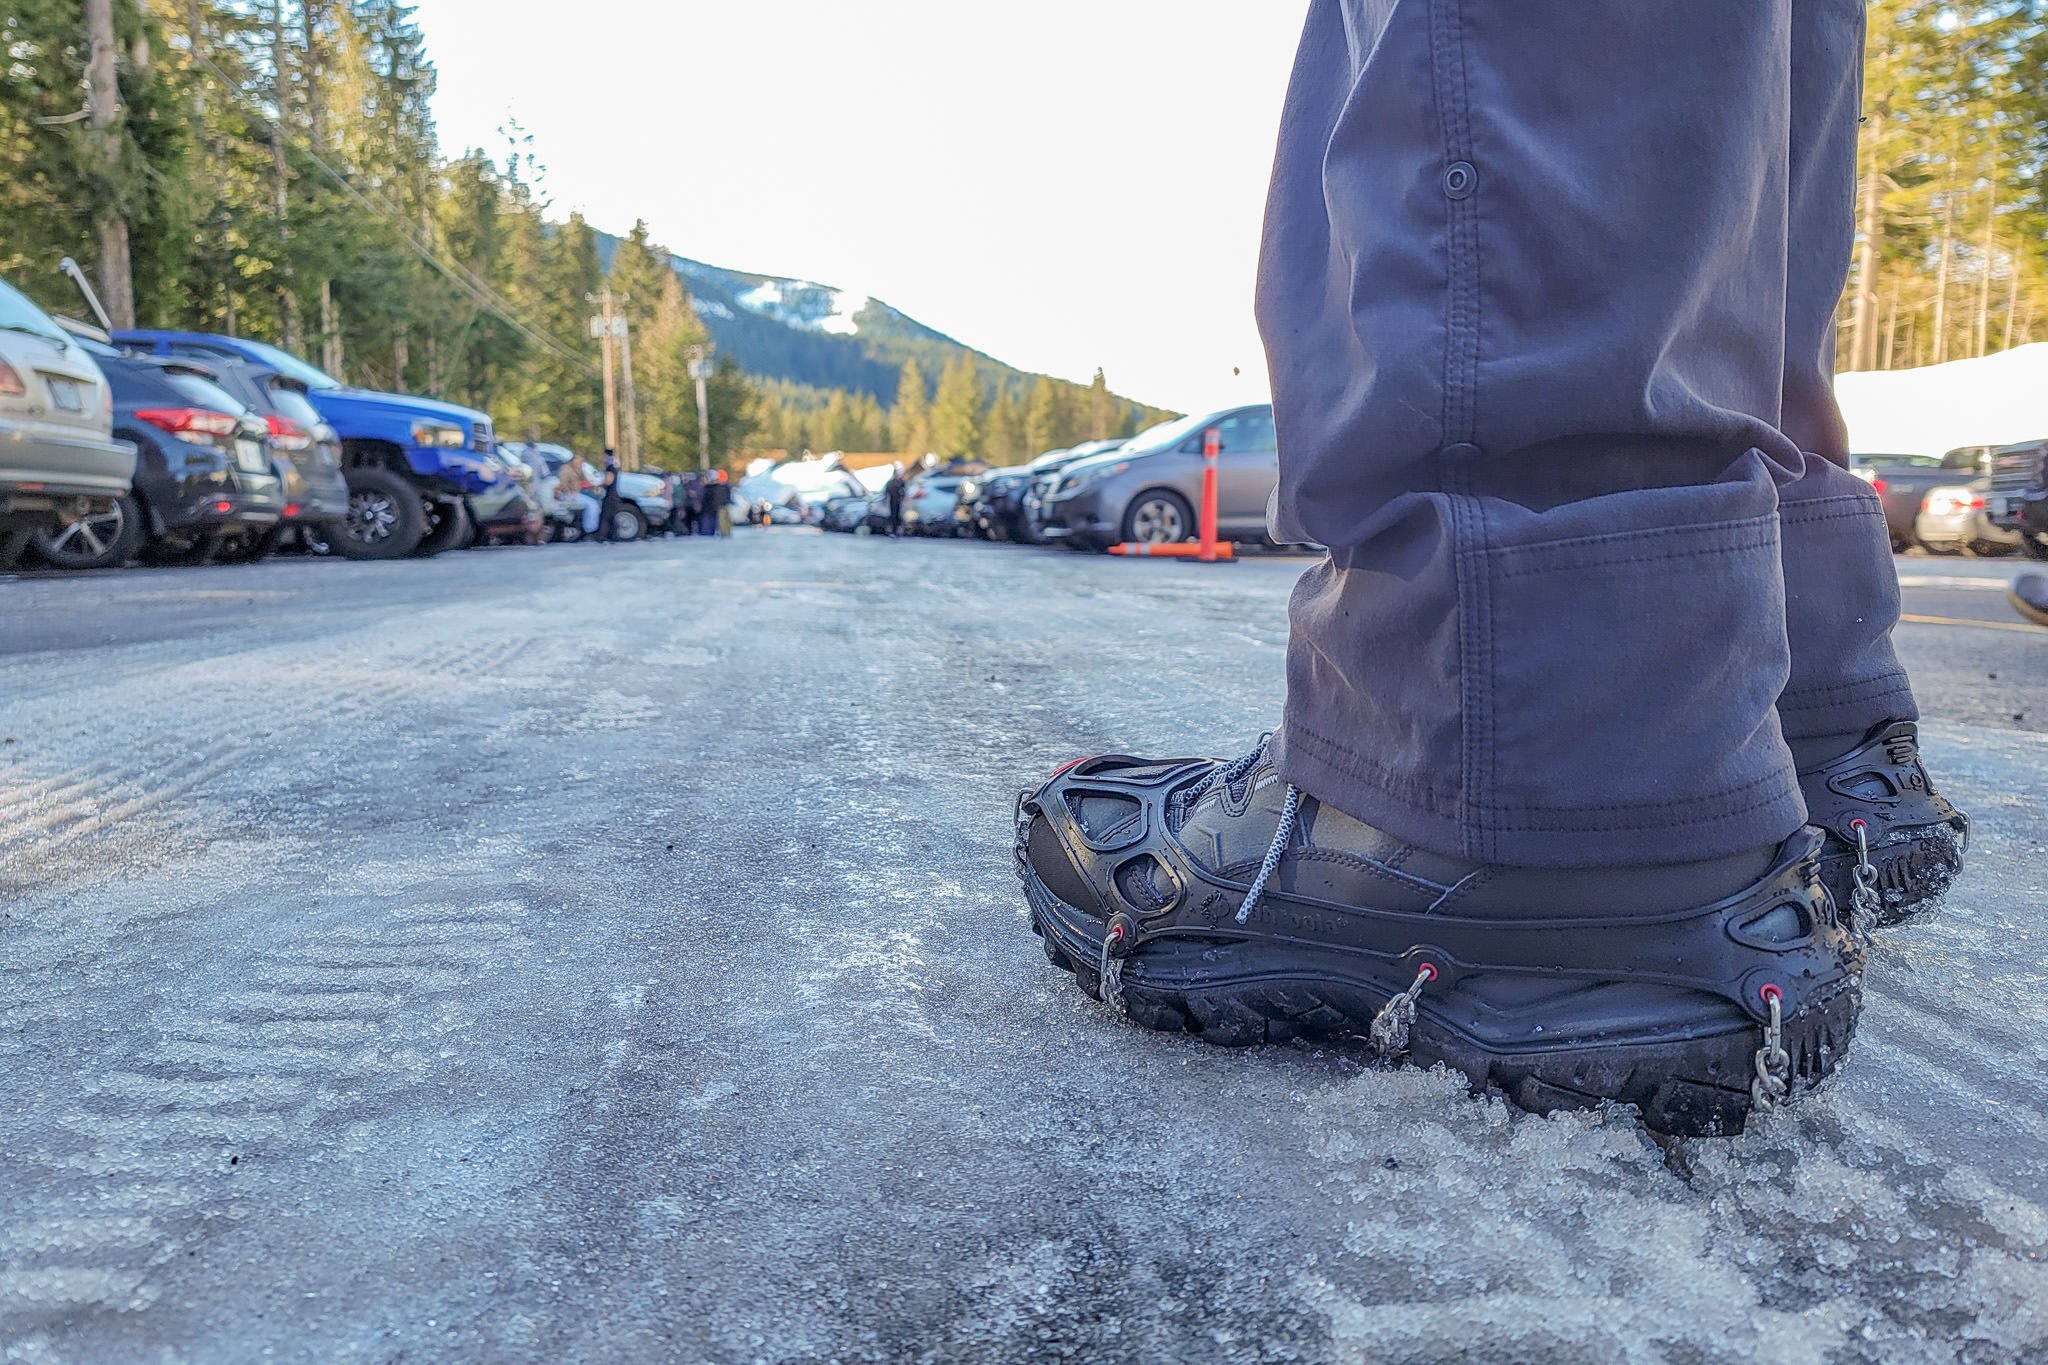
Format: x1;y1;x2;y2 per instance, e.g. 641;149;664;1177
1759;983;1783;1007
1849;817;1868;833
1417;962;1439;983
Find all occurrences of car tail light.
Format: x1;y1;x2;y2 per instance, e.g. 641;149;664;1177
136;407;241;438
1870;477;1887;496
265;414;313;451
1971;494;1986;510
0;358;24;397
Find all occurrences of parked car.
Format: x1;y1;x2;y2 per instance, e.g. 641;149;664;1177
902;461;990;536
1021;439;1125;542
176;349;348;554
1987;438;2048;561
499;443;586;541
468;472;545;546
1913;483;2017;557
1849;453;1951;552
819;493;873;532
1036;407;1276;551
968;466;1036;540
115;330;506;560
0;276;135;567
29;345;284;569
504;443;670;541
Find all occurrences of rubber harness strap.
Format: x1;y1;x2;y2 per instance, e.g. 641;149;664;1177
1025;762;1859;1026
1802;721;1966;845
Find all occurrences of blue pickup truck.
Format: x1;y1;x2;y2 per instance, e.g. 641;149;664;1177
114;331;508;559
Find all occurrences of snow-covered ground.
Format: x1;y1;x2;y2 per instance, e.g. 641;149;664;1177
0;535;2043;1362
1836;345;2048;457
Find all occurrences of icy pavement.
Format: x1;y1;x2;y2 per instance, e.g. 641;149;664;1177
1;533;2044;1363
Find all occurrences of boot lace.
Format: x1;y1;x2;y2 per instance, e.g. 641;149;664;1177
1164;739;1302;926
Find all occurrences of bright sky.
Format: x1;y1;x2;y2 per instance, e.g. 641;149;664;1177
413;0;1311;414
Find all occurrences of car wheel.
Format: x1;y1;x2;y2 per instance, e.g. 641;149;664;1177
415;498;472;557
611;504;647;542
1121;490;1195;546
334;468;426;559
2022;533;2048;563
32;494;143;570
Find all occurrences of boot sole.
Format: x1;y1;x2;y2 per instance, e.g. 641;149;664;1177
1023;869;1861;1138
1816;820;1966;926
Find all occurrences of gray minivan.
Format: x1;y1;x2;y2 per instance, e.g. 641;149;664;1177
1034;404;1276;551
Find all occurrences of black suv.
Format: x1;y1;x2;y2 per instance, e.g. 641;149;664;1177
196;352;349;553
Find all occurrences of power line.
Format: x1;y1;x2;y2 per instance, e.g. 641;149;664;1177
186;46;599;378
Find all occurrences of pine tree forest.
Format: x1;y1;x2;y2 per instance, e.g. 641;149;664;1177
8;2;2028;471
1842;3;2046;369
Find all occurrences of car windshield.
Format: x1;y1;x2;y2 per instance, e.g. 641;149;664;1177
1121;413;1213;457
229;338;342;390
0;279;67;346
163;369;251;416
264;382;327;432
1855;453;1939;469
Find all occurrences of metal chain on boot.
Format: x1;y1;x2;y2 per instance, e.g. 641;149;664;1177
1848;818;1882;932
1750;984;1791;1112
1369;963;1438;1061
1099;919;1130;1014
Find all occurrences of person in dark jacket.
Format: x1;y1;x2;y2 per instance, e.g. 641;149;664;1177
702;470;731;537
676;475;704;536
595;451;622;543
884;466;907;538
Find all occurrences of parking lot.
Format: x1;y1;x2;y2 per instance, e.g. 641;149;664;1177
3;532;2046;1362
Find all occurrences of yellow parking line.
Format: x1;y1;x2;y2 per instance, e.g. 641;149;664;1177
1899;612;2046;635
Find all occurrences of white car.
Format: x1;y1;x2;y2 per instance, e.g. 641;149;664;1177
0;276;135;563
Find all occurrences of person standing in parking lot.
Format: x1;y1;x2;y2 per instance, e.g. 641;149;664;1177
884;465;907;538
1014;0;1968;1139
704;469;732;538
596;451;622;544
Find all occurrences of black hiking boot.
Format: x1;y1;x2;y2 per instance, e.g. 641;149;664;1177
2009;572;2048;628
1016;744;1866;1137
1797;721;1967;926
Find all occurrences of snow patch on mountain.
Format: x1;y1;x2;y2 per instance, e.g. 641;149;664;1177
729;277;872;337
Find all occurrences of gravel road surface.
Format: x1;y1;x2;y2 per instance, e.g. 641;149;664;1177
2;534;2044;1363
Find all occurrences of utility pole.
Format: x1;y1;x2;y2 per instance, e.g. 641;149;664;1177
589;287;619;455
84;0;136;330
687;344;715;472
269;0;299;349
616;306;642;471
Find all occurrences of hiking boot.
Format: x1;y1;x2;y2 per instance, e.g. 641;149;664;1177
2009;572;2048;628
1797;721;1967;926
1015;744;1866;1137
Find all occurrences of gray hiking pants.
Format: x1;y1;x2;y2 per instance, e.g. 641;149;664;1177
1260;0;1915;868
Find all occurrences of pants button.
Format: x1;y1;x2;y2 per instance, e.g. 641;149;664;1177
1443;161;1478;199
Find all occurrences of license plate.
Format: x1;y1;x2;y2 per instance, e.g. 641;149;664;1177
235;439;269;473
44;376;83;412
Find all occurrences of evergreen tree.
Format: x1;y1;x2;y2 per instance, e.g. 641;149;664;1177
985;387;1024;466
1023;374;1065;458
1087;368;1113;440
931;354;985;458
891;359;932;455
